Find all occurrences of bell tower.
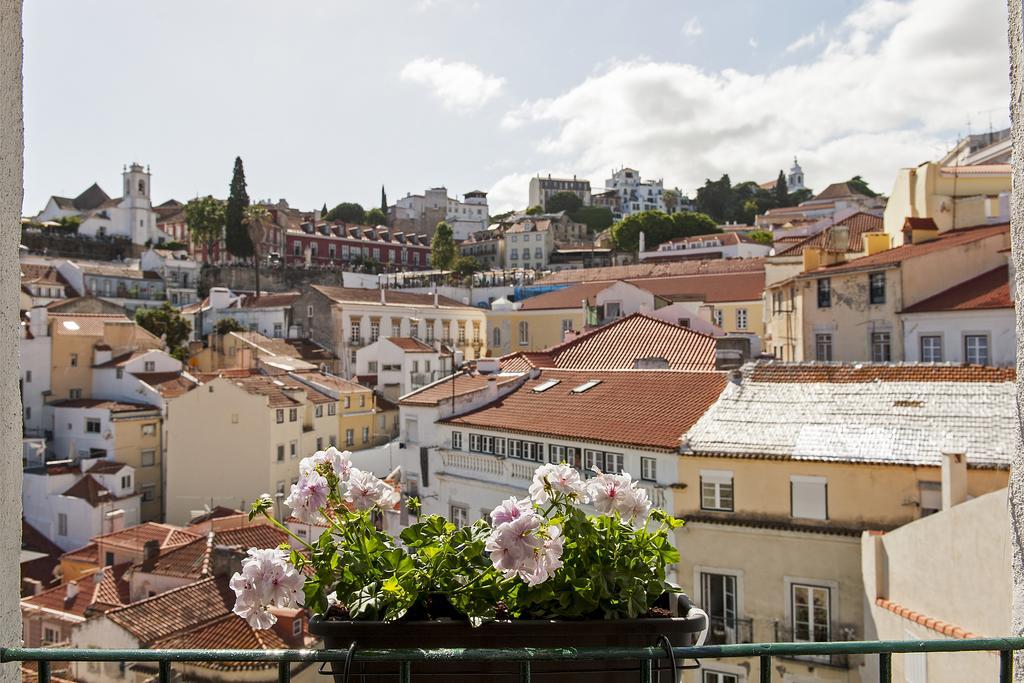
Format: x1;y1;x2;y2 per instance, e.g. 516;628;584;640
787;157;805;192
121;162;155;245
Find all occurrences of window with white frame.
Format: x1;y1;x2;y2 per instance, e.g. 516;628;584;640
141;449;155;467
701;470;734;511
964;334;990;365
604;301;621;319
141;484;156;502
315;405;323;418
920;335;943;363
713;309;724;327
791;583;831;642
641;457;657;481
450;505;469;529
518;321;529;346
85;418;101;434
790;475;827;520
735;308;748;330
494;437;506;457
871;332;891;362
451;431;463;450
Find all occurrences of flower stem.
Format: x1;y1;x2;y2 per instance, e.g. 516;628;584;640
262;511;314;550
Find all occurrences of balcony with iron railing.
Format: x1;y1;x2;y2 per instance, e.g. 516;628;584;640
772;621;860;668
704;616;754;646
2;638;1021;682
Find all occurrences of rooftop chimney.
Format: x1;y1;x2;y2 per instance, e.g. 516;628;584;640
141;539;160;571
211;544;243;578
433;288;439;308
29;305;48;339
66;581;79;601
941;451;968;510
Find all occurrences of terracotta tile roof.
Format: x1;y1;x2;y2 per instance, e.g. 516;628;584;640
518;281;617;311
231;374;334;406
803;223;1009;276
387;336;436;352
813;182;871;200
442;368;727;451
901;266;1012;314
104;576;236;644
92;349;152;368
193;368;257;382
92;522;200;552
61;475;120;507
132;371;200;398
400;371;524;406
49;313;130;336
61;542;98;564
144;525;290;579
630;271;766;303
903;217;938;231
683;361;1016;467
499;353;555;373
151;613;289;670
79;263;162;280
83;460;129;475
21;263;70;288
21;564;130;619
231;331;302;358
49;398;159;413
876;598;980;639
21;662;75;683
240;292;300;308
188;506;243;525
522;313;717;371
536;257;766;286
312;285;478;309
282;338;337;362
774;212;884;256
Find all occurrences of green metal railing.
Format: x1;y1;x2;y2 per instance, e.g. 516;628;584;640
3;637;1023;682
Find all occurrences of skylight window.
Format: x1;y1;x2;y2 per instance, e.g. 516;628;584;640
62;320;80;331
532;379;561;393
571;380;602;394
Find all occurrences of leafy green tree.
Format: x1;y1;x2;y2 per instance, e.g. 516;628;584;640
747;229;773;245
365;208;387;226
545;191;583;214
695;175;734;223
671;211;719;238
489;210;516;224
326;202;366;223
846;175;878;197
525;205;543;216
214;318;245;335
610;211;676;251
430;221;457;270
569;206;614;234
136;302;192;360
225;157;253;259
773;170;789;206
790;188;814;204
662;188;683;214
185;196;225;259
451;255;482;278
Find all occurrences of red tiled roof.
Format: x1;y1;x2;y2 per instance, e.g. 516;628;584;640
21;564;130;619
536;257;766;286
876;598;979;639
313;285;477;309
144;525;290;579
774;212;884;256
518;281;612;311
240;292;300;308
813;182;871;200
524;313;716;371
630;271;766;303
803;223;1009;276
83;460;129;475
49;398;159;413
386;336;436;352
903;217;938;231
400;372;523;406
61;542;98;564
92;522;200;551
188;506;243;525
441;368;727;451
61;475;120;507
105;576;236;644
151;613;289;670
749;363;1015;384
901;266;1012;314
21;263;70;288
133;371;199;398
49;313;131;336
230;374;334;406
283;338;337;362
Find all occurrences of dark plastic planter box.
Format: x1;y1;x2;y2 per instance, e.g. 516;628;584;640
310;593;707;682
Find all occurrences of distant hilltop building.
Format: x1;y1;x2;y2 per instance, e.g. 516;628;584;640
759;157;806;193
604;167;665;219
528;174;592;210
35;163;170;247
389;187;488;241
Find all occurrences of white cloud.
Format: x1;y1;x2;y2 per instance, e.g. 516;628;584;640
400;57;505;112
785;23;825;52
748;37;759;48
682;17;703;37
495;0;1009;204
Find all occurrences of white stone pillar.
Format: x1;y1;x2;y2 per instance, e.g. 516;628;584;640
0;0;22;680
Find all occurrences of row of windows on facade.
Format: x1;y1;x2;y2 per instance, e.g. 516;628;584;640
367;359;434;374
273;428;370;464
449;430;659;481
508;248;545;260
813;272;887;310
810;331;992;364
349;320;479;345
62;355;159;374
273;402;343;424
508;233;546;243
290;241;427;263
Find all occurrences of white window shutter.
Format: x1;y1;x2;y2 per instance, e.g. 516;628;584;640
791;475;827;520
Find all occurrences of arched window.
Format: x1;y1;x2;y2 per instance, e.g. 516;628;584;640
138;180;146;194
518;321;529;346
492;326;501;348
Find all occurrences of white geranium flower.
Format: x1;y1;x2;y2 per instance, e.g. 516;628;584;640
615;485;652;523
230;548;304;630
489;497;533;526
345;468;398;510
485;513;543;573
586;468;633;514
300;446;352;481
528;463;589;504
284;470;329;523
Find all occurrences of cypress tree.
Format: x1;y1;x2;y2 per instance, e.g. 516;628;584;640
225;156;253;258
380;186;388;213
774;169;789;207
321;202;328;216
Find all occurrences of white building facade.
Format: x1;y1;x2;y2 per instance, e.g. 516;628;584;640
604;167;665;219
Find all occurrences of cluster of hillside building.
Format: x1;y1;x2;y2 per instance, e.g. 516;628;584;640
16;130;1016;683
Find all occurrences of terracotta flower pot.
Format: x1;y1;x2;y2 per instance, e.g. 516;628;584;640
310;593;706;682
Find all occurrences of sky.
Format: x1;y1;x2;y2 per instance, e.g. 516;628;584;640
23;0;1011;215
